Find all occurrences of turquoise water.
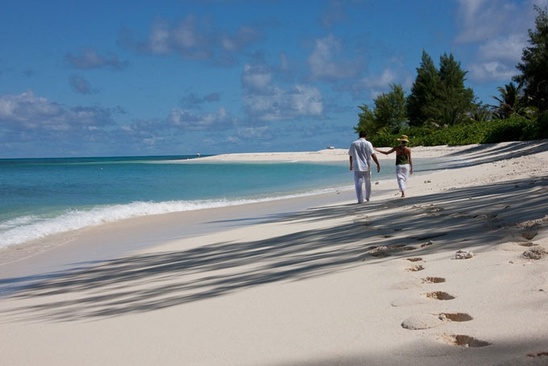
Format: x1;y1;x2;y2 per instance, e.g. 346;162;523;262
0;155;440;249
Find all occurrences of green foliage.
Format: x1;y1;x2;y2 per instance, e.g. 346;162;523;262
368;115;546;148
434;53;475;126
354;104;376;134
406;51;439;127
406;51;475;127
356;6;548;147
369;127;400;147
373;84;407;134
470;102;493;122
406;123;488;146
491;82;524;118
538;111;548;138
355;84;407;135
514;5;548;112
482;115;530;143
522;111;548;139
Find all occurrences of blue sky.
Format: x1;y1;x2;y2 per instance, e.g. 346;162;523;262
0;0;544;158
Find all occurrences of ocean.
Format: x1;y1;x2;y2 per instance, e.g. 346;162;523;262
0;155;439;250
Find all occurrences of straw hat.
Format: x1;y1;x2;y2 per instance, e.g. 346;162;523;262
397;135;409;143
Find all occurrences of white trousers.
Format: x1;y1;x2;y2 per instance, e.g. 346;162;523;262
353;170;372;203
396;164;410;192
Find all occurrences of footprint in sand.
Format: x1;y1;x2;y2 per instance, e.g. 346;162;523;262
391;289;455;307
422;276;446;284
522;230;538;240
366;238;435;260
527;351;548;357
438;312;473;322
405;264;424;272
401;312;473;330
439;333;491;348
396;259;487;349
425;291;455;300
521;246;548;260
406;257;423;262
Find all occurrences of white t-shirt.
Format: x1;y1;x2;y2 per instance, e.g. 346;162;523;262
348;138;374;172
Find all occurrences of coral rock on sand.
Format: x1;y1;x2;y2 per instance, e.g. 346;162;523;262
455;250;474;259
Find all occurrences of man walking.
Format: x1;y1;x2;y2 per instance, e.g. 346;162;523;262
349;131;380;203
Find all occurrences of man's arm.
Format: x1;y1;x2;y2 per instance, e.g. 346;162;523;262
371;153;380;173
349;156;353;171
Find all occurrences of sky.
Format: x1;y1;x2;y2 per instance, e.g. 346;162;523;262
0;0;545;158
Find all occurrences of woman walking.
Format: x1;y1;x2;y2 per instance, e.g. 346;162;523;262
375;135;413;198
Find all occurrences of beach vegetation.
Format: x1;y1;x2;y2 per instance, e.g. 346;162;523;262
358;5;548;148
514;5;548;113
373;84;407;134
406;50;439;128
491;82;525;119
407;51;475;128
356;104;376;136
369;114;547;147
355;84;407;136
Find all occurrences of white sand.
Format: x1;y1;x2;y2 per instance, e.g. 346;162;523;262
1;140;548;366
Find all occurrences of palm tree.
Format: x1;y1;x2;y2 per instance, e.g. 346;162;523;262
491;82;522;119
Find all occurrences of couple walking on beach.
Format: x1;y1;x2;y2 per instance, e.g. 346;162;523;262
348;131;413;203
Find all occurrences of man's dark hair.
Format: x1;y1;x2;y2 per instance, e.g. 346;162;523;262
359;131;367;138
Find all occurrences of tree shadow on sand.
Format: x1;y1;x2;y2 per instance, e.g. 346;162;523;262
1;173;546;322
443;140;548;169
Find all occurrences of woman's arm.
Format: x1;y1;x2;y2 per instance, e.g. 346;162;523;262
374;147;395;155
407;148;413;174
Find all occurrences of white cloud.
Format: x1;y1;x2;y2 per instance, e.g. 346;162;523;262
241;63;273;93
308;34;361;81
124;16;263;65
455;0;516;43
289;85;324;116
454;0;537;83
466;33;525;81
241;59;325;122
148;19;172;54
168;107;232;130
0;91;117;135
478;34;526;62
236;126;270;140
354;69;399;99
468;61;517;82
65;48;128;70
0;91;61;125
179;92;221;109
69;74;95;95
243;84;324;122
222;26;263;52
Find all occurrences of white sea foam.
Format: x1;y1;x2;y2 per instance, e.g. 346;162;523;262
0;187;348;250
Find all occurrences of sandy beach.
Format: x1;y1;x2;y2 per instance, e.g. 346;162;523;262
1;140;548;365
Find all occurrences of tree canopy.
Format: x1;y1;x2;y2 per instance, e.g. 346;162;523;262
406;51;439;127
355;84;406;136
514;5;548;112
407;51;475;127
491;82;523;119
353;5;548;147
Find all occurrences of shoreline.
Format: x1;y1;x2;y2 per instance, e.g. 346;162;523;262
1;140;545;283
1;140;548;365
0;145;452;265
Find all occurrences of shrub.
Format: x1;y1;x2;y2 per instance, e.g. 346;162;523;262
524;111;548;139
367;114;545;148
482;115;530;143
